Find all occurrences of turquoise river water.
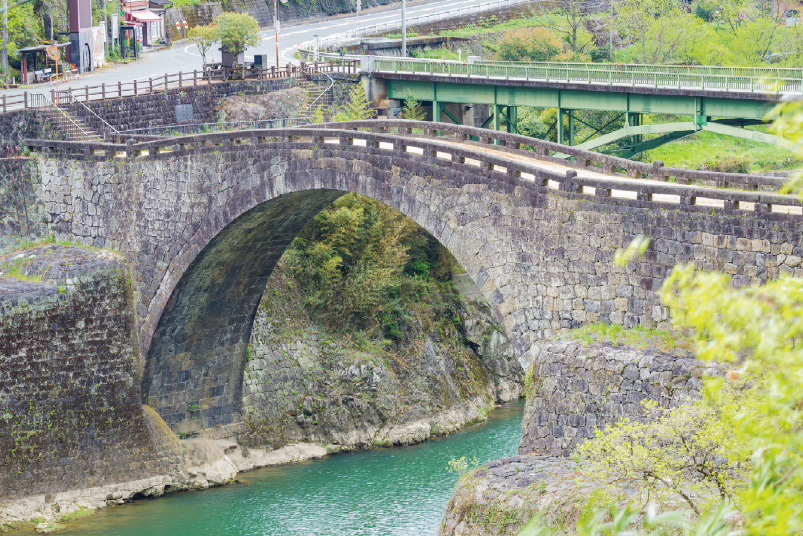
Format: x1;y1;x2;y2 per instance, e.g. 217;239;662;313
37;400;525;536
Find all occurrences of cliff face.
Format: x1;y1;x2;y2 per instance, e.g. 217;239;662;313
240;262;524;451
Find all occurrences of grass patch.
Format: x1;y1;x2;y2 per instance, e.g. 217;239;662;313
411;47;462;61
59;506;95;523
439;14;555;38
568;323;694;353
647;128;802;173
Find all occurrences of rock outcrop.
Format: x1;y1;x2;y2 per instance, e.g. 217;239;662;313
439;334;723;536
240;263;525;451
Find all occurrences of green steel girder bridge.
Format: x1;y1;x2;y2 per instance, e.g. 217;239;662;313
366;58;802;158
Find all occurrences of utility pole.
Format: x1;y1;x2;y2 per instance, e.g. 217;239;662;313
2;0;8;77
274;0;279;67
103;0;107;57
401;0;406;58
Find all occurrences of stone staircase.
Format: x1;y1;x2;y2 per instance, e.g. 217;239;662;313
296;75;334;116
58;108;104;142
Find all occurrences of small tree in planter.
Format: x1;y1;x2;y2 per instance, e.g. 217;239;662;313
213;12;261;78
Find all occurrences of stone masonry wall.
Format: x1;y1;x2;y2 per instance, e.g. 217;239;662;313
518;339;722;457
76;78;297;133
28;134;803;434
0;245;182;501
0;158;49;254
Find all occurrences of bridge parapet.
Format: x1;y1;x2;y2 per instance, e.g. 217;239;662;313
26;121;802;217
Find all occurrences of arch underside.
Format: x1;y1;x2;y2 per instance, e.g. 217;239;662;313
570;120;796;159
143;190;345;434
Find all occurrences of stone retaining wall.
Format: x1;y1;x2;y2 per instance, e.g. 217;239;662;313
76;78;296;132
0;245;182;501
519;339;722;456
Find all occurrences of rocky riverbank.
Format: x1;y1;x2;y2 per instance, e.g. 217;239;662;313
438;332;723;536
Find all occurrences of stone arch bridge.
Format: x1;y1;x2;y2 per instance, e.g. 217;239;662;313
25;120;803;437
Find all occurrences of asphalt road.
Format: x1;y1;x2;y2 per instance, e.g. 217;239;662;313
3;0;489;99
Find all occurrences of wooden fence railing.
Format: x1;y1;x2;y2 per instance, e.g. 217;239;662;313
1;61;359;114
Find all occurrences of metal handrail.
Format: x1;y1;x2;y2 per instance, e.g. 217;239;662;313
31;93;91;139
303;72;335;114
368;58;803;94
66;89;119;135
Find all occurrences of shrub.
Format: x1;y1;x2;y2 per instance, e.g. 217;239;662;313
496;28;565;62
700;155;751;174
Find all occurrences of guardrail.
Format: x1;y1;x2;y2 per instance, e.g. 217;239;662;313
308;0;533;51
25;121;800;216
1;62;359;114
475;61;803;80
370;58;803;94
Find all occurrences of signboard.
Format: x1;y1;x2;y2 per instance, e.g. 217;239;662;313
111;14;119;39
175;104;194;122
45;45;59;61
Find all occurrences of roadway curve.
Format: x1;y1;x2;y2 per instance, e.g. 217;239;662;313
3;0;486;100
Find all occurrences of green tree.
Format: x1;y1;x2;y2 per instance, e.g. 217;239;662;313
534;0;596;55
402;91;425;121
213;12;261;62
1;2;41;77
188;24;217;67
616;0;720;65
574;394;752;515
332;84;374;121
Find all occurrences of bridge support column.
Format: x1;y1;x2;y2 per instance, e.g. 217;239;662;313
557;107;564;145
493;104;502;145
567;110;574;146
433;99;441;135
506;106;518;135
627;112;642;145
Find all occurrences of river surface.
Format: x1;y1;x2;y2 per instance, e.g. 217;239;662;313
44;401;524;536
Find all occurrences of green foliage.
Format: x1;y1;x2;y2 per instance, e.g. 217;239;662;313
402;91;426;122
447;456;480;476
574;394;752;515
213;12;261;59
332;84;374;122
569;322;694;353
693;0;719;21
188;24;217;66
660;266;803;535
310;104;327;124
286;193;457;340
497;27;565;62
1;1;41;77
700;155;752;174
410;47;461;61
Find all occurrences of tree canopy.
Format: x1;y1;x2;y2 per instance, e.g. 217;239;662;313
213;12;261;60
